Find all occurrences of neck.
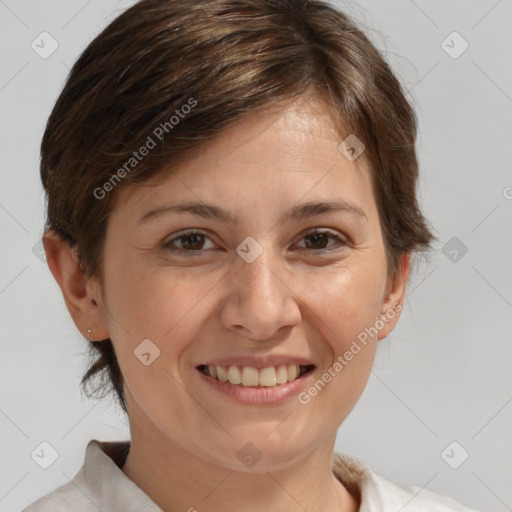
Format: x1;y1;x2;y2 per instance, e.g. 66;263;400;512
121;424;359;512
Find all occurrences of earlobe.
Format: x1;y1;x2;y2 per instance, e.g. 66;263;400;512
42;230;109;341
377;252;411;340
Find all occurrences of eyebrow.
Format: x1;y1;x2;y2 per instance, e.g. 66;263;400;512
137;199;368;226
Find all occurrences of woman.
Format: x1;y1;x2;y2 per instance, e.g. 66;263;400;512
23;0;480;510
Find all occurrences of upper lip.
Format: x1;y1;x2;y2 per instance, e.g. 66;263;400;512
197;355;315;369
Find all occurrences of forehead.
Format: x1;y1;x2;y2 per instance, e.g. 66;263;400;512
184;94;361;170
112;93;375;220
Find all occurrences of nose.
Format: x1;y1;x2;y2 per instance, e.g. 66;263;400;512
219;244;301;342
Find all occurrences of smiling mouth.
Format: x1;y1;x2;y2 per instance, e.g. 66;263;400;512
197;364;314;387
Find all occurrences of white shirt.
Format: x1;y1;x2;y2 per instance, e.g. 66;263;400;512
21;439;480;511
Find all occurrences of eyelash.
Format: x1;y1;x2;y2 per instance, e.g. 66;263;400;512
162;229;347;256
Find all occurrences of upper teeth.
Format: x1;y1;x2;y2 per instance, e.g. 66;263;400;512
205;364;304;387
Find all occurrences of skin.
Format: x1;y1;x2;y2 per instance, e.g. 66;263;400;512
44;92;410;512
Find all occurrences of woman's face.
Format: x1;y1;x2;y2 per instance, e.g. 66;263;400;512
94;94;407;471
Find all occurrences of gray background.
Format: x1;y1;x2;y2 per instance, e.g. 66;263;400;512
1;1;511;511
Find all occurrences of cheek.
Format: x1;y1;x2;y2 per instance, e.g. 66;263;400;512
305;259;387;348
294;265;385;418
102;256;224;361
100;262;225;416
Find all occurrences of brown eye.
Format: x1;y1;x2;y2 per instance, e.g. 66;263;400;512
180;233;206;250
295;230;346;253
163;230;216;253
304;232;330;249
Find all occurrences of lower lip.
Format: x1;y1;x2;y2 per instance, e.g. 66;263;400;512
197;368;315;405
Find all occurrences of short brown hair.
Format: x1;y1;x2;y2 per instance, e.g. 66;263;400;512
41;0;435;414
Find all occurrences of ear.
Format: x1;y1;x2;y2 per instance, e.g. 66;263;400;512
377;252;410;341
42;230;110;341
